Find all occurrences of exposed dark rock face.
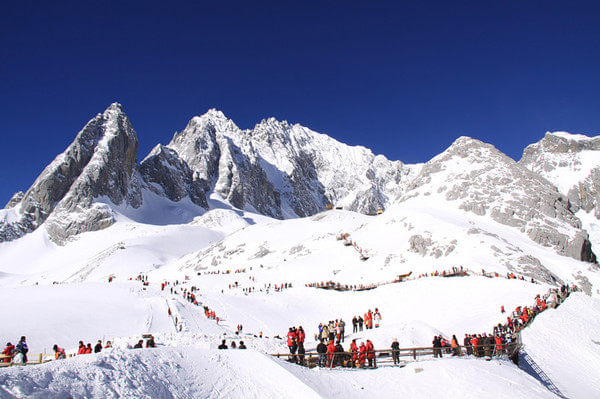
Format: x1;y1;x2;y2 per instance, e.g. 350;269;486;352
138;145;208;208
1;103;139;244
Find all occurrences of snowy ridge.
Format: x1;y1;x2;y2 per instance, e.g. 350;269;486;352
0;104;599;397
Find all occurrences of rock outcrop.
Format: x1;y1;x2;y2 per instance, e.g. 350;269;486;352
519;132;600;218
400;136;596;263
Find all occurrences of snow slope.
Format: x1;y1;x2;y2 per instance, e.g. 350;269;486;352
1;203;599;397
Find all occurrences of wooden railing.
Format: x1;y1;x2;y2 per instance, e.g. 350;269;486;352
0;353;56;367
270;342;521;368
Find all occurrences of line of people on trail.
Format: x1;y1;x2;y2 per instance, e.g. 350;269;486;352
314;338;377;368
430;285;578;361
2;334;162;365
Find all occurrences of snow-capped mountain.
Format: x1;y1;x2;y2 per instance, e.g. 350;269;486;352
0;104;598;270
1;104;600;398
0;104;140;244
519;132;600;218
1;104;415;244
398;136;596;263
162;109;415;219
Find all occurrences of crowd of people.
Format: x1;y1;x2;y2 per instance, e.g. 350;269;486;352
315;319;345;344
428;285;578;361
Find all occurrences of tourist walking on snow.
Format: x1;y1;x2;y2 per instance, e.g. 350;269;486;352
53;345;66;360
451;335;460;356
366;340;375;367
16;336;28;363
391;338;400;365
2;342;14;363
77;341;86;355
373;308;382;328
432;335;442;358
316;340;327;367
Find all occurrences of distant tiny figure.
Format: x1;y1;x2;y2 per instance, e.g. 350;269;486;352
238;341;247;349
218;339;228;350
133;340;144;349
85;343;93;354
77;341;86;355
94;340;103;353
104;340;113;349
231;341;237;349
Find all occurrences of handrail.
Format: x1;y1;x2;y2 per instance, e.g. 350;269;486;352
0;353;55;367
270;342;522;368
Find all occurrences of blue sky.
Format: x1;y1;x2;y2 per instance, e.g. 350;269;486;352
1;1;599;206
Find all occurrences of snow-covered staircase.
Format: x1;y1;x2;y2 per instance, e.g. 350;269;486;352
519;349;567;398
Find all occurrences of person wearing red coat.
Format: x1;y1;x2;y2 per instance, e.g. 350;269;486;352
85;343;93;354
326;341;336;367
366;340;375;367
350;340;359;365
77;341;86;355
470;336;479;357
2;343;14;363
494;336;503;354
287;327;298;354
297;327;305;344
358;342;367;367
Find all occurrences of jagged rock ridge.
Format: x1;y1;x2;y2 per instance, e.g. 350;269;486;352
519;132;600;219
0;104;598;270
399;136;596;263
1;104;139;244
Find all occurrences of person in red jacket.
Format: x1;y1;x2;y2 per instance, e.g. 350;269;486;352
350;339;359;365
77;341;86;355
494;335;503;355
2;343;14;363
287;327;297;353
326;341;336;367
470;335;479;357
366;340;375;368
297;326;305;344
85;343;93;354
358;342;367;367
53;345;66;360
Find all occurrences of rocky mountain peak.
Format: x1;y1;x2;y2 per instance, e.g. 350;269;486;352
0;103;140;244
519;131;600;218
402;135;596;263
526;131;600;155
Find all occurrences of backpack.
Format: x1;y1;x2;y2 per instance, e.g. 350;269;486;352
17;342;28;355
